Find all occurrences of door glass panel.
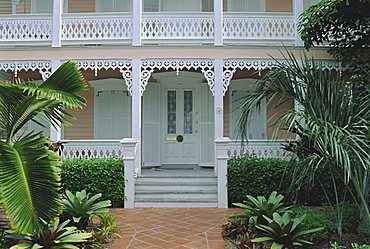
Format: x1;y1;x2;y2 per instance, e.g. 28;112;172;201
184;91;193;134
167;90;176;134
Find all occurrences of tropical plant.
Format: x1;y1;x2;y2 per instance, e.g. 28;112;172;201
236;51;370;238
233;191;293;225
252;212;323;249
6;218;91;249
62;190;111;229
351;243;370;249
0;61;87;235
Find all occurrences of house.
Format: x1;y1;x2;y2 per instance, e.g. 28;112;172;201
0;0;340;208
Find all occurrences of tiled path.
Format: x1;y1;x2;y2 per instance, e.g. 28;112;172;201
109;208;241;249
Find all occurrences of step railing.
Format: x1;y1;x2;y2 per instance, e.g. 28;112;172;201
60;140;123;159
229;139;290;159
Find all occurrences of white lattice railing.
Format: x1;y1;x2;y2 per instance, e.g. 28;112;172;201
0;14;52;45
61;13;132;44
142;12;214;42
223;13;295;43
61;140;123;159
229;140;290;159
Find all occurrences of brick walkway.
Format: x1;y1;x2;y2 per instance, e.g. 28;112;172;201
109;208;241;249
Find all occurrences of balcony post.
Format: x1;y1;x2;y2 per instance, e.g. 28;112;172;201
52;0;63;47
293;0;304;46
132;0;142;46
214;0;223;45
120;138;138;208
214;59;224;139
131;59;142;174
215;137;230;208
49;60;62;141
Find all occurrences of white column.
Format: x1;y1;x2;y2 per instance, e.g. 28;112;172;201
215;137;230;208
120;138;138;208
293;0;304;46
132;0;142;46
214;59;224;138
49;60;62;141
214;0;223;45
131;59;142;175
52;0;63;47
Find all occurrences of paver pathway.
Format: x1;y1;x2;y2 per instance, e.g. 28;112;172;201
109;208;241;249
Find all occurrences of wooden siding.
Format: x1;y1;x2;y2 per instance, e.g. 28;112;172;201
0;0;11;14
64;83;94;139
266;0;292;12
68;0;95;13
267;95;294;139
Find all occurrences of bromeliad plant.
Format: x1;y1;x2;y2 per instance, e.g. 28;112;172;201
252;212;323;249
0;61;87;235
6;218;91;249
233;191;293;225
62;190;111;229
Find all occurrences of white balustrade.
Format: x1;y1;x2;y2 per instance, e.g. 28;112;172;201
0;15;52;45
61;13;133;44
229;140;290;159
141;13;214;42
60;140;123;159
223;13;295;43
0;12;298;46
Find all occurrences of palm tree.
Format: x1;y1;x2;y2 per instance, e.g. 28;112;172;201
237;51;370;237
0;61;87;235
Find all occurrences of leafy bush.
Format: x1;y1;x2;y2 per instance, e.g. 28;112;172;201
62;190;111;229
233;191;293;225
61;159;125;207
7;218;91;249
227;156;349;206
252;212;323;248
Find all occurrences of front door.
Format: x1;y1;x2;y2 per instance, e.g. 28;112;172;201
161;85;200;164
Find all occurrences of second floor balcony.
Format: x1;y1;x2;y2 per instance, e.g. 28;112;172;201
0;0;314;47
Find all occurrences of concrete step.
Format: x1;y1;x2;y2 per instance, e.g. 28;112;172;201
135;202;218;208
135;197;217;203
135;185;217;192
135;192;217;199
136;177;217;185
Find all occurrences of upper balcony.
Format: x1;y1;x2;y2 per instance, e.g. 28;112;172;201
0;0;317;47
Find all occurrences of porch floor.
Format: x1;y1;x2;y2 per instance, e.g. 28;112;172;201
141;165;214;177
109;208;242;249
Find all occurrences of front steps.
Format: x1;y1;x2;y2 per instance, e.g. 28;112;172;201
134;168;218;208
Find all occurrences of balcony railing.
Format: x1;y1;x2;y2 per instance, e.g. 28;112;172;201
60;139;289;160
0;12;296;46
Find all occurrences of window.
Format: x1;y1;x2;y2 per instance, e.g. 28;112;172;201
31;0;68;14
304;0;320;9
96;0;131;12
144;0;160;12
227;0;265;12
230;90;266;139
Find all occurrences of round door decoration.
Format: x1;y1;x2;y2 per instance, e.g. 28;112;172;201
176;135;184;143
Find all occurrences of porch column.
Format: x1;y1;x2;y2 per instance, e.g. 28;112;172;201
132;0;142;46
49;60;62;141
52;0;63;47
215;137;230;208
131;59;142;175
214;59;224;138
293;0;304;46
120;138;138;208
214;0;223;45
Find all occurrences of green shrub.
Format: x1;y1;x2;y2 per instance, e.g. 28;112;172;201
61;158;125;207
227;156;349;206
227;156;290;206
293;206;336;242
